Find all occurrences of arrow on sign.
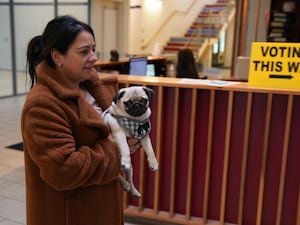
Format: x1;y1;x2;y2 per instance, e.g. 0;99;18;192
269;74;294;79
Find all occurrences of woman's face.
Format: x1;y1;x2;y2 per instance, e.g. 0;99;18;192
55;30;97;87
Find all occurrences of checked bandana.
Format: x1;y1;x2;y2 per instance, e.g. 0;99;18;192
113;115;151;139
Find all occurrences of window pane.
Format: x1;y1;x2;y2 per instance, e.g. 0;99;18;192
14;0;53;2
14;5;54;94
58;0;87;2
58;5;88;23
0;4;13;96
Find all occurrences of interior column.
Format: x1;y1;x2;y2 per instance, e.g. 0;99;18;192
128;0;143;56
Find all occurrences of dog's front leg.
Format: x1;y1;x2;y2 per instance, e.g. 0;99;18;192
113;131;132;170
140;135;159;171
105;114;132;169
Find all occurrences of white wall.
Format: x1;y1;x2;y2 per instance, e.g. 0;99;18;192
91;0;214;58
141;0;209;54
91;0;116;60
241;0;271;56
102;8;117;59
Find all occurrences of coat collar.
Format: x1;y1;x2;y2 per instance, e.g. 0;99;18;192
36;61;82;100
35;62;108;130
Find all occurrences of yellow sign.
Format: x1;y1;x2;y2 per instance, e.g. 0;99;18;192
248;42;300;90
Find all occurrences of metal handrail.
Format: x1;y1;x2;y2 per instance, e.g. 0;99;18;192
141;0;198;50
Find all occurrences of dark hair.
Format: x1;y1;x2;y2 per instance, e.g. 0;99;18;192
176;48;199;79
26;15;95;88
110;49;119;62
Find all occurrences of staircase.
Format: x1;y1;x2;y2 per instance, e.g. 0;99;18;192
163;0;235;59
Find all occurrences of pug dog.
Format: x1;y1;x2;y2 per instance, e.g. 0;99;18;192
103;86;159;198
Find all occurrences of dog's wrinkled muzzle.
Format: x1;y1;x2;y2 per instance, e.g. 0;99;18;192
125;101;148;117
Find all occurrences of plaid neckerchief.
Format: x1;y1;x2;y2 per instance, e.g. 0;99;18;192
112;115;151;139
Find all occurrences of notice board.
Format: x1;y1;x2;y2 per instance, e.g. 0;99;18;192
248;42;300;90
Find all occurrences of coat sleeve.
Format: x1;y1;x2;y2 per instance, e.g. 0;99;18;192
21;95;121;191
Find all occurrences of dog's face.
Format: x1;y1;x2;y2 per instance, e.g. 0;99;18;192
112;86;153;118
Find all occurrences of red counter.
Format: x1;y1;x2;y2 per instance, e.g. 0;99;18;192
112;74;300;225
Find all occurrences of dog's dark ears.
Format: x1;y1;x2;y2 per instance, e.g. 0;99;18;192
143;87;154;100
113;87;154;103
113;89;126;104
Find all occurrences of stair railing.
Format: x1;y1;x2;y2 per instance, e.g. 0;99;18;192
141;0;198;50
193;4;236;61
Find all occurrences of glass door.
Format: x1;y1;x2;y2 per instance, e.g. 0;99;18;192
0;0;89;97
0;0;13;97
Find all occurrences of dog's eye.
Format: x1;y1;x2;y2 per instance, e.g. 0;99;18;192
141;98;147;104
124;100;132;107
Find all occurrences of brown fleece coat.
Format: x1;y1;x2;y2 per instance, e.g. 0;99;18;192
21;62;123;225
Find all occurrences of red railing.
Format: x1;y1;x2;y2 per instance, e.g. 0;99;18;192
116;74;300;225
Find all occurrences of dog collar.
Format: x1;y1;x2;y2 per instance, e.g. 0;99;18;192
113;115;151;139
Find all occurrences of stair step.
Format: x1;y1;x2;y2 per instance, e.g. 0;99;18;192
164;44;200;50
198;11;232;17
190;24;222;29
170;37;206;43
163;47;198;54
185;33;218;38
166;42;201;47
162;1;234;58
194;17;229;24
165;45;201;51
198;3;234;17
204;2;234;7
163;47;182;52
203;3;235;9
186;29;220;36
216;0;234;3
217;0;234;3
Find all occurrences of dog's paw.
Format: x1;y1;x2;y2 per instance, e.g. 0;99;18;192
148;158;159;171
118;175;131;192
121;163;132;171
121;157;132;170
130;187;142;198
150;164;159;171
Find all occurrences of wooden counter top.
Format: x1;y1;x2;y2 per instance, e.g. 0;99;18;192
114;74;300;95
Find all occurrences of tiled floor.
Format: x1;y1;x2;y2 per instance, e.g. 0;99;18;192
0;95;138;225
0;95;26;225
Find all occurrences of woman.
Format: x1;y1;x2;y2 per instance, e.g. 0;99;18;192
175;48;199;79
22;15;123;225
